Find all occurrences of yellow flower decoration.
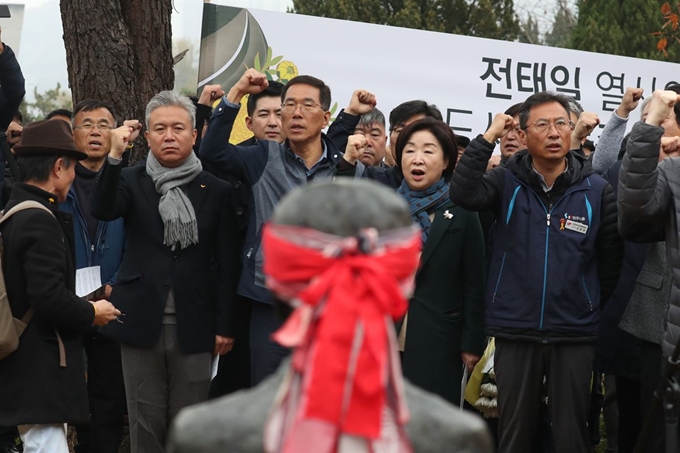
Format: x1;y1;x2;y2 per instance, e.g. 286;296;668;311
276;61;298;81
228;94;254;145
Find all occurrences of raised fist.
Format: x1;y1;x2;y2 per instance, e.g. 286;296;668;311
646;90;680;127
110;121;140;158
573;112;600;140
199;84;225;106
123;119;142;144
616;87;644;118
344;134;368;165
483;113;517;143
234;68;269;96
346;89;377;116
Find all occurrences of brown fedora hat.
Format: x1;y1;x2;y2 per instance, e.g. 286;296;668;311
13;119;88;160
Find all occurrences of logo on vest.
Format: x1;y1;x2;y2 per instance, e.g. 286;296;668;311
562;213;588;234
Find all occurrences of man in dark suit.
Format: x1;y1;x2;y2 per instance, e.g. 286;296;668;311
91;91;240;453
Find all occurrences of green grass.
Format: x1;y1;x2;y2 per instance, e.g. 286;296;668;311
592;415;608;453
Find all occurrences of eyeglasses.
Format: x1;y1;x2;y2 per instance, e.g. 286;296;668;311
525;118;574;134
281;100;324;114
74;122;113;132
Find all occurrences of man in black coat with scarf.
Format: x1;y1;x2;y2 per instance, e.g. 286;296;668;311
0;120;119;453
91;91;241;453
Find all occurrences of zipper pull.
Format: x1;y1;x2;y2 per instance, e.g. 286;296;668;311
546;213;551;226
91;244;95;252
246;248;253;259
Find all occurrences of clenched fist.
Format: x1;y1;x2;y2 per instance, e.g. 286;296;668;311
483;113;518;144
110;120;141;158
343;134;368;165
616;87;644;119
227;68;269;104
571;112;600;149
646;90;680;127
345;90;377;116
199;84;226;106
661;136;680;159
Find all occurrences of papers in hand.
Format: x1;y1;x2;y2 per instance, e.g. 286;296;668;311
76;266;103;299
460;364;469;410
211;355;219;381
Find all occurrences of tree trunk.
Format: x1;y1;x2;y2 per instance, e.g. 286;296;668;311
60;0;174;163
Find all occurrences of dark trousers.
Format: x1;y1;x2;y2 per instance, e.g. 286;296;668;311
587;373;605;447
603;375;619;452
0;426;20;451
209;295;252;398
249;301;290;386
615;375;641;453
75;332;126;453
638;341;666;453
495;339;594;453
586;374;619;450
121;324;211;453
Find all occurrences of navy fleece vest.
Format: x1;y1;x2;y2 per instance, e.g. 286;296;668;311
486;170;607;335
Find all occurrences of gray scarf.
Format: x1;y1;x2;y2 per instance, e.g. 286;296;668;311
146;152;202;250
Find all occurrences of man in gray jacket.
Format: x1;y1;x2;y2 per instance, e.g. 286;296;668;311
618;88;680;359
199;69;373;386
617;87;680;451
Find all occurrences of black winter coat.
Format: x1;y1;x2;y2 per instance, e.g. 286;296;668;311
617;122;680;358
0;183;95;425
402;202;487;404
92;162;240;354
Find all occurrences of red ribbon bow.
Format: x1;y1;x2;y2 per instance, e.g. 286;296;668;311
263;224;421;441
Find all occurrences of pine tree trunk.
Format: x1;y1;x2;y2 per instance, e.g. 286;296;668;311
59;0;174;163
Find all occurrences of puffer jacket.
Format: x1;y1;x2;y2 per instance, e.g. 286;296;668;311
617;121;680;358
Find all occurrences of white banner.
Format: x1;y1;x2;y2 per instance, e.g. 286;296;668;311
199;2;680;143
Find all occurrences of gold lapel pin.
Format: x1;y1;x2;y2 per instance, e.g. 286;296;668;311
200;184;206;189
443;210;453;219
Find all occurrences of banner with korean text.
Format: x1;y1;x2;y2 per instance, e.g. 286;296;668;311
198;2;680;144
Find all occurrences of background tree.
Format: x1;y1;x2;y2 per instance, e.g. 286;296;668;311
173;38;200;98
544;0;577;48
289;0;521;41
518;14;542;45
653;2;680;56
570;0;680;62
19;83;73;123
60;0;175;162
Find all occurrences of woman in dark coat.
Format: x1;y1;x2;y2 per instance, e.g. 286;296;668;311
396;118;487;405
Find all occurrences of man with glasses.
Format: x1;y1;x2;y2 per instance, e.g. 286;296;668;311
337;100;443;189
451;91;623;453
200;69;353;385
59;100;136;453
